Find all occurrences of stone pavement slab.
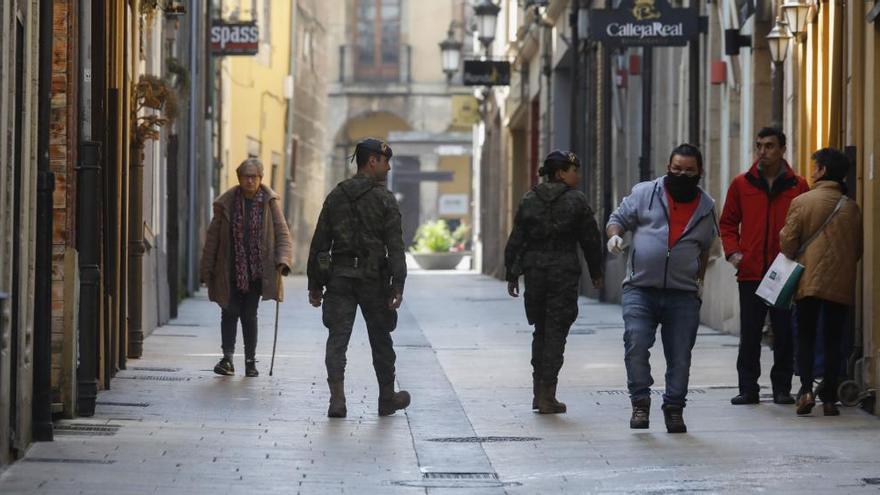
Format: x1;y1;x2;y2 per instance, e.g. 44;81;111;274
1;272;879;494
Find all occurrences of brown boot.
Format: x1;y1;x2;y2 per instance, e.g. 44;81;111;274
378;382;411;416
327;379;347;418
822;402;840;416
537;382;567;414
630;397;650;429
662;405;687;433
796;390;816;416
532;378;541;410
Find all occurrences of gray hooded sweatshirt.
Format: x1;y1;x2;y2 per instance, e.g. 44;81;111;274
607;177;717;292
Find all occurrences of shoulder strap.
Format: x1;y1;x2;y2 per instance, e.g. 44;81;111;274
796;195;847;257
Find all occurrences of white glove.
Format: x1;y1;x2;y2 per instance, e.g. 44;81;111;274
607;235;625;255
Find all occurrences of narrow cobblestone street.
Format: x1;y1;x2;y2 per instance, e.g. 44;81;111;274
1;271;879;494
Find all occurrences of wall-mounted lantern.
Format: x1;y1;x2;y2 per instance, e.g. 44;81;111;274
474;0;501;50
781;0;811;36
439;26;463;83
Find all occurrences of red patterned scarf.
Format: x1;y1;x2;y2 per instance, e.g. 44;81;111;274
232;187;265;293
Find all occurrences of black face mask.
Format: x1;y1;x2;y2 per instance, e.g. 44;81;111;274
665;173;700;203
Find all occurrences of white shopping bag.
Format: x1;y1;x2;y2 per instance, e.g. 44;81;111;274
755;253;804;309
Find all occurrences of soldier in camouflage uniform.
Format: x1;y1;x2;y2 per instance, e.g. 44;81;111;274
307;138;410;419
505;150;604;414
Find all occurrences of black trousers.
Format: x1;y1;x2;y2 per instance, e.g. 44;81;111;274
737;281;794;396
221;281;262;359
797;297;847;403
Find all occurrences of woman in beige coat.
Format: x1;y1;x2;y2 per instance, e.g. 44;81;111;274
200;158;293;377
779;148;862;416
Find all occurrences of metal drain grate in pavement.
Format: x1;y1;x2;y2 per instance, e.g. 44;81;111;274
129;366;181;372
427;436;541;443
116;375;190;381
424;472;498;480
54;424;121;436
23;457;116;465
96;401;150;407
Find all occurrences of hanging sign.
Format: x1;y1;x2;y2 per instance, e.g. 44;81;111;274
462;60;511;86
588;0;699;47
211;21;260;56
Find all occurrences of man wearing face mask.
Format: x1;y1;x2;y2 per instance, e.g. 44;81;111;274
719;127;809;406
606;144;718;433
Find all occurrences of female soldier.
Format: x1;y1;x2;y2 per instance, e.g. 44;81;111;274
505;150;604;414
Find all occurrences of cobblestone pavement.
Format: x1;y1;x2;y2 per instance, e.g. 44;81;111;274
2;272;879;494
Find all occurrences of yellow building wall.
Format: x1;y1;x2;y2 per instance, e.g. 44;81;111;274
222;0;292;201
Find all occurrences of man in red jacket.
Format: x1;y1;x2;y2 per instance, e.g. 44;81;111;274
720;127;810;405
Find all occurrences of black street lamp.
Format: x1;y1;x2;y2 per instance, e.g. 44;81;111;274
474;0;501;50
439;26;463;83
766;15;793;128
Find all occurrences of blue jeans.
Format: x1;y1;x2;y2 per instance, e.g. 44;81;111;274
622;286;701;408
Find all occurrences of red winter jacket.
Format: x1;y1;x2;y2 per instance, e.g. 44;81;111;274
720;162;810;281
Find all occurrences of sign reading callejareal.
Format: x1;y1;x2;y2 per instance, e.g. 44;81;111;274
462;60;511;86
211;21;260;56
589;0;699;47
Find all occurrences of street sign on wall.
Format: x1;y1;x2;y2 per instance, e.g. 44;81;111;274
462;60;511;86
588;0;699;47
211;21;260;56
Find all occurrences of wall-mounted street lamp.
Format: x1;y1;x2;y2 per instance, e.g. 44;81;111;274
766;15;793;128
781;0;812;36
577;2;590;40
766;16;793;63
474;0;501;50
439;25;463;83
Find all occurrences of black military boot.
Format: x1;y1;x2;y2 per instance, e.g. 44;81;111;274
245;357;259;377
630;397;650;429
213;352;235;376
662;404;687;433
378;382;411;416
537;382;567;414
532;377;541;410
327;379;347;418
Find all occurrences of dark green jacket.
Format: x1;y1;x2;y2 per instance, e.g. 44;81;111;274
307;173;407;292
504;182;604;282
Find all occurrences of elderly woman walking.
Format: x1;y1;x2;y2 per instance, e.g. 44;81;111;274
779;148;862;416
200;158;293;377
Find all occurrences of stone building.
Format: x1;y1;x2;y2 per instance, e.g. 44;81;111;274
312;0;476;263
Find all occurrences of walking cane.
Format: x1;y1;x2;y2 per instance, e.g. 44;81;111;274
269;270;282;376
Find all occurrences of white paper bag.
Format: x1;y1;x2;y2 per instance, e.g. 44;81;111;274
755;253;804;309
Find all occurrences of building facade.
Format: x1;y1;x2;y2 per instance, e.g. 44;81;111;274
1;0;213;467
317;0;475;263
0;0;41;464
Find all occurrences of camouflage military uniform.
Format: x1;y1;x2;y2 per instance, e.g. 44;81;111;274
307;173;407;385
504;181;604;386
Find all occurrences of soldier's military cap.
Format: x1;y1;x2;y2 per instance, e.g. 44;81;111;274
544;150;579;167
353;138;393;160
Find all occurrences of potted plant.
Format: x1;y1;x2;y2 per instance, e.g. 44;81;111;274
409;220;471;270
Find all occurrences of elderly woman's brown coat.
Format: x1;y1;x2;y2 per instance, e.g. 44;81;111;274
779;180;862;306
200;184;293;309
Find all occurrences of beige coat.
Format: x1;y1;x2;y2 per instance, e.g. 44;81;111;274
779;181;862;306
200;184;293;308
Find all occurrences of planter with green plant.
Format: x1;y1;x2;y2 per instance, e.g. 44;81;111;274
409;220;471;270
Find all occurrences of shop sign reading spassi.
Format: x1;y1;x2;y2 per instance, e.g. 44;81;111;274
211;21;260;56
589;0;698;47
